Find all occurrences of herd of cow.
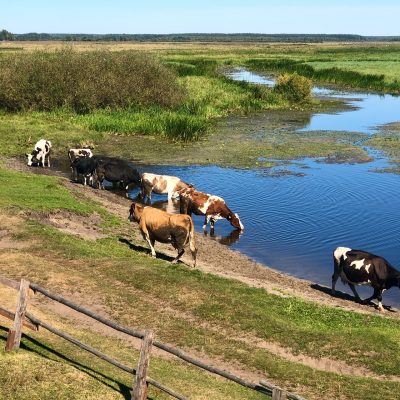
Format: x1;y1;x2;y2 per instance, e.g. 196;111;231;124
26;139;400;311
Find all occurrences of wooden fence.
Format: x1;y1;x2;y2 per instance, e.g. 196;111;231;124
0;274;305;400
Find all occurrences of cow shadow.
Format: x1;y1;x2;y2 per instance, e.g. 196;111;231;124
118;238;176;264
0;325;136;399
311;283;398;312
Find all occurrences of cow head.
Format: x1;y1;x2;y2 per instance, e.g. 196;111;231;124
227;213;244;231
129;202;144;223
26;153;38;166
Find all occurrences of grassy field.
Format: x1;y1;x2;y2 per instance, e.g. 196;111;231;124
1;166;400;399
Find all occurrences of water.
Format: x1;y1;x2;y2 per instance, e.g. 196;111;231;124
229;68;400;135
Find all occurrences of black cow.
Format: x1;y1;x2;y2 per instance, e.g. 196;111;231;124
71;157;98;186
332;246;400;311
95;157;141;190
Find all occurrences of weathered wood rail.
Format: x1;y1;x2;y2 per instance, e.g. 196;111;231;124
0;274;306;400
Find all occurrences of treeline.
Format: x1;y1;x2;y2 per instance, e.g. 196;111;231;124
2;30;400;42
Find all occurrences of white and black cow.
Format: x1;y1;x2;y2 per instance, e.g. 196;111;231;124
332;246;400;311
26;139;52;167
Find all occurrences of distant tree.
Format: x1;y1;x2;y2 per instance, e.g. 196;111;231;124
0;29;15;41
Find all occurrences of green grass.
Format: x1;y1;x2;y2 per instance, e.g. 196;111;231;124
0;166;121;228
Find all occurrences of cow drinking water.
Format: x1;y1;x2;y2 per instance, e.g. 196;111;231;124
26;139;52;167
332;246;400;311
179;188;244;232
129;202;197;267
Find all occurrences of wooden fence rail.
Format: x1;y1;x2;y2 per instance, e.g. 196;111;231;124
0;275;306;400
25;312;186;400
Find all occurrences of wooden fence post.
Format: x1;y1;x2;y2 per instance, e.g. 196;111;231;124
5;279;30;352
132;330;154;400
272;387;287;400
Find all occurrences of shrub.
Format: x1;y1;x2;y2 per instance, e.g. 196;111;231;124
0;47;185;113
274;73;312;103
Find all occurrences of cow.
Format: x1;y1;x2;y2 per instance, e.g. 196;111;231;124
68;148;93;181
140;173;193;201
95;158;141;190
179;188;244;232
26;139;52;167
71;157;98;186
68;148;93;163
332;246;400;311
129;202;197;267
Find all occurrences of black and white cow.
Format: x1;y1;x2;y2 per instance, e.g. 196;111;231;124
26;139;52;167
71;157;98;186
332;246;400;311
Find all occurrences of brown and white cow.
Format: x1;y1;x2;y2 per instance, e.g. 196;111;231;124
129;203;197;267
140;173;193;201
332;246;400;311
179;188;244;232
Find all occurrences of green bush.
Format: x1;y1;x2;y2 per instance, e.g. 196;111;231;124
274;73;312;103
0;47;185;113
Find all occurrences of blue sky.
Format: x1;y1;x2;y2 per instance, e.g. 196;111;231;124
2;1;400;36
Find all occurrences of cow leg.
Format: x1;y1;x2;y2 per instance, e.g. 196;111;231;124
376;292;384;311
363;288;383;310
141;231;156;258
348;283;361;302
331;272;339;295
172;249;185;264
210;218;216;231
203;215;211;231
47;153;51;168
331;256;341;295
141;229;156;258
148;238;156;258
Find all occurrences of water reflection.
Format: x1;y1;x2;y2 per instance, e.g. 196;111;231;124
207;228;242;246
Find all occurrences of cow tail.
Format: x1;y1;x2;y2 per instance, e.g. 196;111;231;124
187;216;197;267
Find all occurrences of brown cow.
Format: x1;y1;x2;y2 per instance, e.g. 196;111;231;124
179;188;244;232
129;203;197;267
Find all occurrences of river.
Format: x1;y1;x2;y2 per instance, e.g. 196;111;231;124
127;69;400;306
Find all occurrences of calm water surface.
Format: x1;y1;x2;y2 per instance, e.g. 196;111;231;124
125;70;400;306
228;68;400;134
